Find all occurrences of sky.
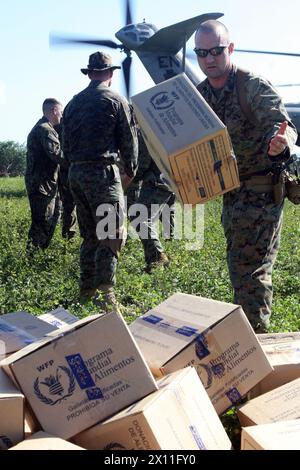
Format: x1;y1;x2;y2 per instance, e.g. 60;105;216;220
1;0;300;144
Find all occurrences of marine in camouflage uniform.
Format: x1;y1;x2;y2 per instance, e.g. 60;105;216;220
128;130;175;271
55;124;77;240
195;21;297;332
57;166;77;239
62;52;138;304
25;98;64;249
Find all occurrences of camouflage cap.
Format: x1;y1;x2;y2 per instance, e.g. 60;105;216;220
81;52;121;75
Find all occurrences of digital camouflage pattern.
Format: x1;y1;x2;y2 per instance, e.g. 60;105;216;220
62;81;137;177
197;65;297;178
198;65;297;330
129;130;175;265
62;80;138;296
58;167;77;239
54;123;77;239
25;117;64;248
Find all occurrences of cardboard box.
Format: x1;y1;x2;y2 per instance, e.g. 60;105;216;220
39;308;78;328
0;368;24;449
249;332;300;398
241;419;300;450
238;377;300;427
0;311;57;356
129;293;272;415
9;431;84;450
73;367;232;450
0;312;157;439
132;73;239;205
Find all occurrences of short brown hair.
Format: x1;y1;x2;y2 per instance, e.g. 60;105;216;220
42;98;61;114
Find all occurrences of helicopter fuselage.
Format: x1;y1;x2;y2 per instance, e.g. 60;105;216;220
116;23;202;86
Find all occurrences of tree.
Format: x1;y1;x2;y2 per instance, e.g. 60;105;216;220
0;141;26;177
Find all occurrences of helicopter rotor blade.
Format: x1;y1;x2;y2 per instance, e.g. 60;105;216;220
186;49;300;61
122;54;132;98
235;49;300;58
50;34;122;50
125;0;133;25
277;83;300;87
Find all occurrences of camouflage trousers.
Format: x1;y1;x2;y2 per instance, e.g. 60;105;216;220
58;168;77;239
69;163;125;294
129;182;175;264
124;179;142;210
222;186;283;330
27;191;60;249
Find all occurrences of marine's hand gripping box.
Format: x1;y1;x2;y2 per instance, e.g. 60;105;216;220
131;73;240;205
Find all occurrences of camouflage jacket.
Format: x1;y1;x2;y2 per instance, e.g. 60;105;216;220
25;116;63;196
134;130;172;192
197;65;297;178
62;80;138;178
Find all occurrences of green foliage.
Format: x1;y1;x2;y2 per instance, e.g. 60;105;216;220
0;141;26;177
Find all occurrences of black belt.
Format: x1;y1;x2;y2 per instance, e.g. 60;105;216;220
239;170;272;182
70;160;115;166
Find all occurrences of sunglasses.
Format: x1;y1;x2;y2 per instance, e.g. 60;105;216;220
193;46;228;58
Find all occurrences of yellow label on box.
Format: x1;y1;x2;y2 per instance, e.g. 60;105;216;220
170;131;239;204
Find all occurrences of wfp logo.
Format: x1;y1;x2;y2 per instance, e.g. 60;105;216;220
151;92;174;110
34;365;76;406
196;363;213;390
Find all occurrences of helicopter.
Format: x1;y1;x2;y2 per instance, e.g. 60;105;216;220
50;0;300;141
50;0;223;97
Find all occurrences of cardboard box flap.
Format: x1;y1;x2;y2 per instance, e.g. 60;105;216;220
238;377;300;426
257;332;300;367
0;315;102;367
242;420;300;450
39;308;78;328
261;340;300;366
0;312;58;355
130;293;241;367
9;431;85;450
258;332;300;345
1;311;57;336
0;319;36;355
44;314;101;338
152;294;239;325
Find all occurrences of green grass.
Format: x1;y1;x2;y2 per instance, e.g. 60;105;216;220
0;177;299;448
0;177;299;331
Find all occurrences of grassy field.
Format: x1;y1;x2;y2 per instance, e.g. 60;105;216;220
0;176;299;448
0;177;299;331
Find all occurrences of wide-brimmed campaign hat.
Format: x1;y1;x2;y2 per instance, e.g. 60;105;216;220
81;52;121;75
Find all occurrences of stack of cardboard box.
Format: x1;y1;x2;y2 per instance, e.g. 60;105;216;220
236;332;300;450
0;293;277;451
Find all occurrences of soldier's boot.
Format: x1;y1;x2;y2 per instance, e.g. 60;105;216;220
93;284;121;314
253;323;269;334
62;230;76;241
79;288;97;305
145;252;170;273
